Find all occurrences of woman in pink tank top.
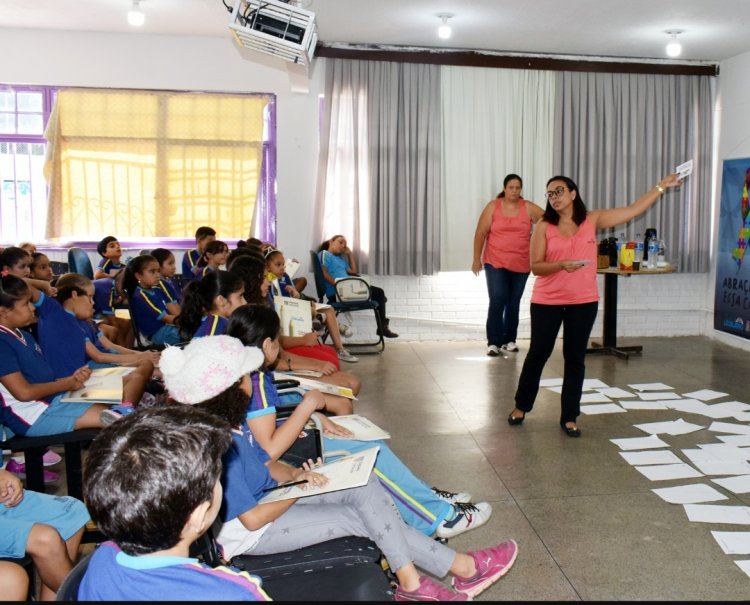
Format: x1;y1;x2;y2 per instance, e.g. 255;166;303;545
507;173;682;437
472;174;544;357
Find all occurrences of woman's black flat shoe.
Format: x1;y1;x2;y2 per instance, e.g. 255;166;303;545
507;412;525;425
562;425;581;437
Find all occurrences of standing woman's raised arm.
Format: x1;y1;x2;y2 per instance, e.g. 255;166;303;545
589;173;682;231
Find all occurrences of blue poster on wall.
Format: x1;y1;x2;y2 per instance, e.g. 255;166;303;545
715;158;750;339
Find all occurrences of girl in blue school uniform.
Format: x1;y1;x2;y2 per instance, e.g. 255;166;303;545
177;270;246;339
151;247;184;304
122;255;183;347
225;304;492;540
191;240;230;280
0;273;115;442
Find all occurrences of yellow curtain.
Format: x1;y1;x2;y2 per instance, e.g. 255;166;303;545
44;88;269;240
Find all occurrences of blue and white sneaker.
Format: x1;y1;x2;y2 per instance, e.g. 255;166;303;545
436;501;492;539
100;404;135;426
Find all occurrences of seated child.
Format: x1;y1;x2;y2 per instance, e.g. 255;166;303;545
0;246;53;297
17;242;36;255
151;247;183;303
182;226;216;283
29;252;54;283
94;236;125;280
265;246;357;363
228;256;361;399
160;336;517;601
0;465;90;600
82;271;134;348
0;274;119;436
226;304;493;540
191;240;229;280
79;405;270;601
178;270;246;339
122;255;183;347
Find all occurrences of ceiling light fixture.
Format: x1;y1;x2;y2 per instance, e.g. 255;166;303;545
437;13;453;40
665;30;683;58
128;0;145;27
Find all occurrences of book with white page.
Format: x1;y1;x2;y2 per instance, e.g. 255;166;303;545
259;446;379;503
328;415;390;441
272;371;357;399
284;258;301;279
61;366;135;403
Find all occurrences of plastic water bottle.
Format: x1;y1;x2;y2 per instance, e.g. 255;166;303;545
656;239;667;267
647;238;658;268
634;233;643;270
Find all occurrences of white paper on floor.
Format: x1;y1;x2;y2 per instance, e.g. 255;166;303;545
545;385;563;393
684;504;750;524
718;435;750;446
735;560;750;579
664;399;714;416
620;450;682;465
595;387;634;399
709;421;750;436
635;463;703;481
580;403;625;415
733;411;750;422
682;389;729;401
712;475;750;495
610;435;670;450
580;392;612;403
634;419;705;436
695;443;750;461
581;378;609;390
629;382;674;391
712;531;750;554
619;400;670;410
638;391;683;401
539;378;563;387
651;484;728;504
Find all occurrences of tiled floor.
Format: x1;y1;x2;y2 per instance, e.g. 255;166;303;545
10;335;750;600
345;336;750;601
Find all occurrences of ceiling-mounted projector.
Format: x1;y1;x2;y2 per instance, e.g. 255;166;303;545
228;0;317;66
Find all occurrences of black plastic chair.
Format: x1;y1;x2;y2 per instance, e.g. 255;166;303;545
55;551;93;601
66;247;94;280
309;250;384;354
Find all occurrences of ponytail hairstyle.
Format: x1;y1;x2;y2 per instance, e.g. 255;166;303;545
55;285;88;305
150;247;174;268
178;270;243;336
542;175;587;226
122;254;158;299
497;173;523;198
0;274;30;309
227;255;267;305
227;245;264;270
197;240;229;268
0;246;31;273
226;303;281;364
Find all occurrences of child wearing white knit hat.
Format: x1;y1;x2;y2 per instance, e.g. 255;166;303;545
159;335;519;602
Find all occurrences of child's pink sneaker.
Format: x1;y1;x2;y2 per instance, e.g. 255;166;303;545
5;459;60;483
452;539;518;598
42;449;62;466
395;576;469;601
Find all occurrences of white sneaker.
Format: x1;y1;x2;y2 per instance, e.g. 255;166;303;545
436;502;493;539
487;345;500;357
432;487;472;504
501;342;519;352
337;348;359;363
339;323;353;337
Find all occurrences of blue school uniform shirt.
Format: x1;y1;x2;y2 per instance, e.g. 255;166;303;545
130;285;173;339
191;264;213;279
182;249;201;279
319;250;349;299
97;258;125;276
36;295;88;379
93;277;116;317
193;314;228;338
78;541;270;601
0;295;62;435
158;276;182;303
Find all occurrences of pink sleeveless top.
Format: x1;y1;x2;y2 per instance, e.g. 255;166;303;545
531;218;599;305
482;199;533;273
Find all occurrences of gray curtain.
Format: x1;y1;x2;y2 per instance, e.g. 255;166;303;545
554;72;715;272
315;58;441;276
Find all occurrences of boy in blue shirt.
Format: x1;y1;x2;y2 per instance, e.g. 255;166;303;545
79;405;270;601
182;226;216;283
94;236;125;279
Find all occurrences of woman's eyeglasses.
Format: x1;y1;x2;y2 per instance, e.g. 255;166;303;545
545;186;568;201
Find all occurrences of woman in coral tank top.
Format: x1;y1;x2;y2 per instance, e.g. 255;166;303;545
472;174;544;357
506;173;682;437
